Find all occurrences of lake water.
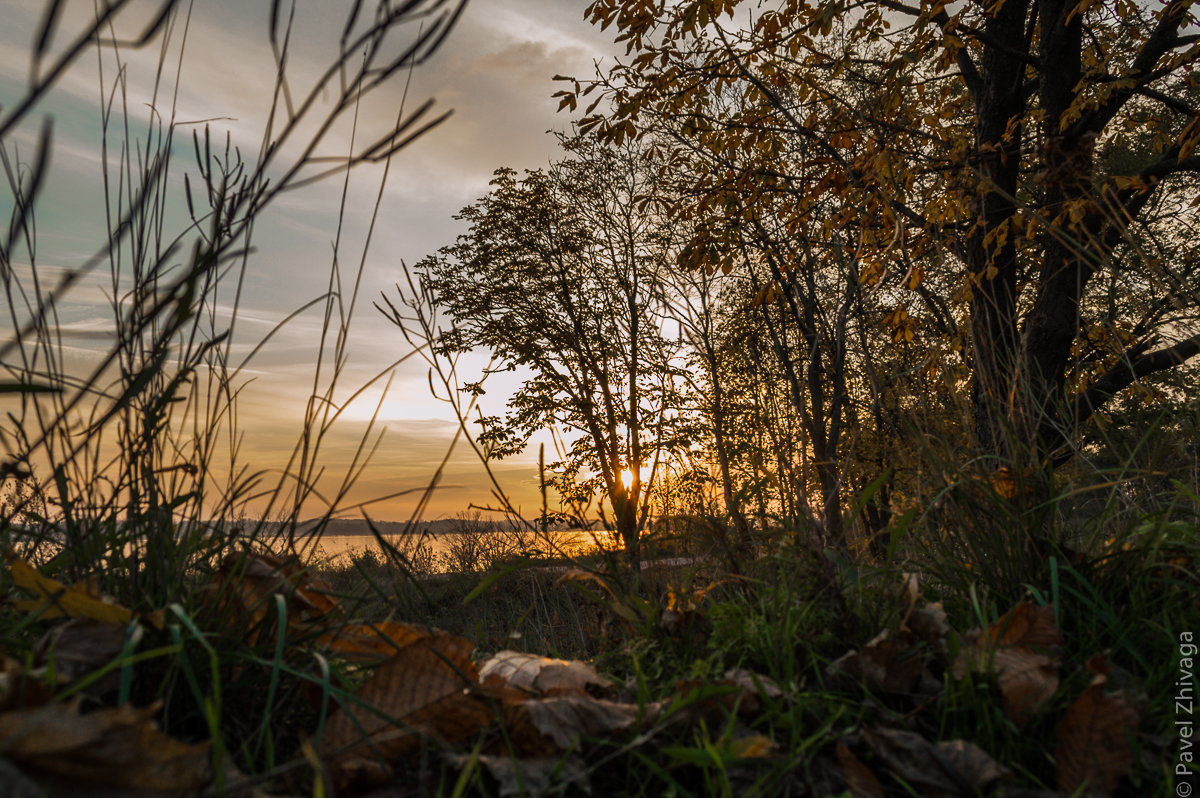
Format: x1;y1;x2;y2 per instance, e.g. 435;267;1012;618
3;525;606;575
294;528;604;572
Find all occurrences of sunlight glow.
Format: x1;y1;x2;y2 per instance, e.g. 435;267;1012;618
620;467;638;490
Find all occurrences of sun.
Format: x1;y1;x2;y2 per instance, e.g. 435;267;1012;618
619;467;638;490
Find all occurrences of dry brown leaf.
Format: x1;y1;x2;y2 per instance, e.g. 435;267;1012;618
70;576;105;601
724;668;783;701
830;630;930;695
34;618;127;683
208;548;340;643
992;647;1059;724
317;620;430;662
905;601;950;645
0;699;212;791
505;694;643;754
229;549;338;616
1055;654;1141;796
480;650;612;696
0;652;54;712
721;668;785;716
453;753;589;797
318;628;488;788
933;738;1014;789
673;675;773;717
988;466;1031;502
953;602;1061;726
663;671;781;727
729;734;775;758
836;740;885;798
983;601;1060;649
863;727;1011;798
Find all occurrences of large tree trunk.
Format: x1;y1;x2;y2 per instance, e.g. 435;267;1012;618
966;0;1030;462
1020;0;1097;459
614;489;640;568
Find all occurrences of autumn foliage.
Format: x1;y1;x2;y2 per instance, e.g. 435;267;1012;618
566;0;1200;474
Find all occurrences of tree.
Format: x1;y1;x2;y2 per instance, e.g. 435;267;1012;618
398;135;682;566
657;255;754;534
570;0;1200;476
630;58;924;548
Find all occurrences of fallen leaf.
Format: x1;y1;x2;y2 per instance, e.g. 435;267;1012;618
453;753;589;797
829;630;930;695
5;549;134;626
208;548;340;643
980;602;1059;649
0;652;54;712
988;466;1031;502
953;602;1061;725
670;669;784;721
480;650;612;696
1055;654;1141;796
0;699;212;791
317;620;431;662
933;738;1014;789
836;740;885;798
991;647;1059;725
904;601;950;648
318;628;488;789
729;734;775;758
723;668;783;701
232;549;339;616
506;694;643;754
673;676;772;717
862;728;1011;798
34;618;127;683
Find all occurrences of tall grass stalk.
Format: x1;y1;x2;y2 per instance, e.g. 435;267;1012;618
1;0;465;782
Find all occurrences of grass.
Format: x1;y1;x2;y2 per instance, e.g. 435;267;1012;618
1;454;1195;794
1;464;1196;795
277;487;1190;796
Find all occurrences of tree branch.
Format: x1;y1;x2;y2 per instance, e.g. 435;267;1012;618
1073;0;1199;137
1072;331;1200;421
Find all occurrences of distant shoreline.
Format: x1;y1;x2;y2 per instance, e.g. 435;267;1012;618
250;517;597;538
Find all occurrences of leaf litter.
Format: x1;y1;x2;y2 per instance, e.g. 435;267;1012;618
952;601;1062;726
0;550;1153;796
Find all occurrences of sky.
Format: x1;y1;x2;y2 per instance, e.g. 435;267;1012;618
0;0;620;521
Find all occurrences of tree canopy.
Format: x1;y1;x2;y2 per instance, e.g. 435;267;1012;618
564;0;1200;471
411;137;683;562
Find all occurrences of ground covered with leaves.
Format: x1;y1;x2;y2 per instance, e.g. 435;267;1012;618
0;513;1195;797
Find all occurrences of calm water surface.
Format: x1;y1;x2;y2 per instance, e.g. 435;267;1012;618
298;529;600;569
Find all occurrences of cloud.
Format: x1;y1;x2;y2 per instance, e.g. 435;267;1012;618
380;2;613;196
0;0;622;521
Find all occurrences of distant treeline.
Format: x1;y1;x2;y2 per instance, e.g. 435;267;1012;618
242;517;589;538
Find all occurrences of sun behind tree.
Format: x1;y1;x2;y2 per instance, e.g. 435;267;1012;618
620;467;638;491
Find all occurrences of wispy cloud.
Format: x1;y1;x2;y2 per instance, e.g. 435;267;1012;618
1;0;619;520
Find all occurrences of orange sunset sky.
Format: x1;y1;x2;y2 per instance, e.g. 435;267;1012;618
0;1;619;521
